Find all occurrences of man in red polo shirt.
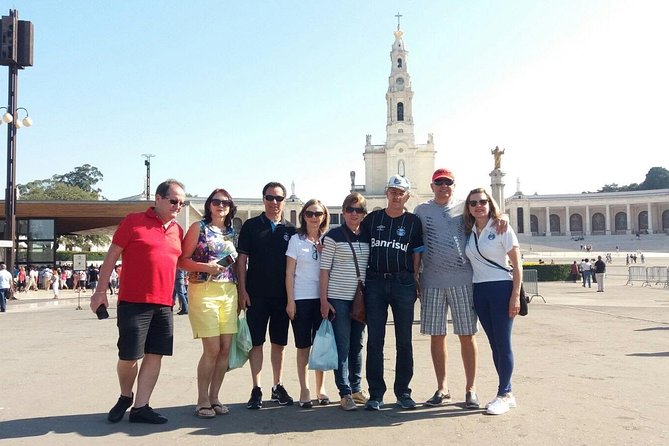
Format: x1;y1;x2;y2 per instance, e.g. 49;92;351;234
90;179;186;424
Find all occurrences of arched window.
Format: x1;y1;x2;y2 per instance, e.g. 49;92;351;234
592;213;605;232
397;102;404;121
638;211;648;232
550;214;561;234
614;212;627;232
397;58;402;68
530;215;539;234
570;213;583;232
663;210;669;232
398;129;403;133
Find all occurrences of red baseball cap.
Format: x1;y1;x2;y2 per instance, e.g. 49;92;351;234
432;168;454;182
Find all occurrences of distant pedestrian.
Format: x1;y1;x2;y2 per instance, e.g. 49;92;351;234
594;256;606;292
570;261;579;283
581;259;592;288
0;263;13;312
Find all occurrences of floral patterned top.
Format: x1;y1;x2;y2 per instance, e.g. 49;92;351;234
189;220;238;283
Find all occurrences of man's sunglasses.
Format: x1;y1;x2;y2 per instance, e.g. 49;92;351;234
433;178;454;186
264;194;285;202
166;198;186;207
304;211;324;218
211;198;233;207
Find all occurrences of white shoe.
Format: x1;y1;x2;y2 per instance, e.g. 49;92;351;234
486;397;510;415
486;393;517;409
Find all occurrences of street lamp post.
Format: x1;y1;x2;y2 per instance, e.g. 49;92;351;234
141;154;155;200
1;9;34;274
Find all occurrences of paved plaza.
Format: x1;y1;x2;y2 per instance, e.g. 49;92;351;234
1;259;668;445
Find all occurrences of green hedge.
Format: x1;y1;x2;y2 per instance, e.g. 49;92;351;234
523;264;571;281
56;251;107;262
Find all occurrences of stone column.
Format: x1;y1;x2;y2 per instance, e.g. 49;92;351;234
605;204;611;235
565;205;571;236
545;207;551;236
626;203;632;234
647;202;654;234
585;205;591;235
490;169;506;214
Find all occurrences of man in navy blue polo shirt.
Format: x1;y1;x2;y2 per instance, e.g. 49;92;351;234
361;175;424;411
238;181;297;409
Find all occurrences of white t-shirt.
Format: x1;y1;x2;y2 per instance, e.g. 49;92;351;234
0;269;12;289
465;218;519;283
285;233;321;300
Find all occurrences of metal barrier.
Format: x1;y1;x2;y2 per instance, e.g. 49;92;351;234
522;269;545;303
646;266;669;288
626;266;648;286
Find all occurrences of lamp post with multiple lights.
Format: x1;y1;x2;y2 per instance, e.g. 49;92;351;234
1;9;34;273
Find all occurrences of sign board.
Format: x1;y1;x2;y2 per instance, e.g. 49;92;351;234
73;254;87;271
0;240;12;248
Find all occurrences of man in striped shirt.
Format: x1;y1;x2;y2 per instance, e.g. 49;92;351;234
361;175;424;411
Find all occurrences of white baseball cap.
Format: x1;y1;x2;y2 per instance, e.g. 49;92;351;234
386;174;411;192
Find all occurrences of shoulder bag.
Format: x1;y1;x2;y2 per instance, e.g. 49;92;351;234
342;228;366;324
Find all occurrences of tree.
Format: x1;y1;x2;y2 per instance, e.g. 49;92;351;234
18;164;103;200
18;165;110;250
639;167;669;190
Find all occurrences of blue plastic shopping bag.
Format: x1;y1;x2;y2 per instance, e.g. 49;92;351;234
308;319;338;371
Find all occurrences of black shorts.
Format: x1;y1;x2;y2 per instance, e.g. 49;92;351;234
116;301;174;360
290;299;322;349
246;296;289;347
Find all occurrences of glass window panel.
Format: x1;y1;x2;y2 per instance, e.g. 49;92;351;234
29;220;54;239
28;241;55;263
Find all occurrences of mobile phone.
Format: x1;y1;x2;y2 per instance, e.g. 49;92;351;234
217;255;236;268
96;304;109;320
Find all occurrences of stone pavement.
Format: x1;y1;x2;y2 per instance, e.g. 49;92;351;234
1;261;668;445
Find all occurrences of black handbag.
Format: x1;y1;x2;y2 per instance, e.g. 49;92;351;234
473;232;528;316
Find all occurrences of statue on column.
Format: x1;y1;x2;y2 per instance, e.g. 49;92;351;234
491;146;505;169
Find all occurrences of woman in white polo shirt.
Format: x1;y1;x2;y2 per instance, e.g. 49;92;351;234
463;188;522;416
285;199;331;408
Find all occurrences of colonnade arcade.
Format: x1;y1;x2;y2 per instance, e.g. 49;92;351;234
505;189;669;237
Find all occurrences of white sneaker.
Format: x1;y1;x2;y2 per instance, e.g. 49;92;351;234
486;397;510;415
486;393;517;409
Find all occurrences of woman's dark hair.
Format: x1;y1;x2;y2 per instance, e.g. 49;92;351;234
297;199;329;236
463;187;501;235
203;188;237;229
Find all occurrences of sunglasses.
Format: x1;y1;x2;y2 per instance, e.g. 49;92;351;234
312;243;319;260
304;210;324;218
264;194;285;203
166;198;186;207
345;206;365;214
468;199;489;207
433;178;454;186
211;198;232;207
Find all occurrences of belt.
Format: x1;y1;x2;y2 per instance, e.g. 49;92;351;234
368;271;406;279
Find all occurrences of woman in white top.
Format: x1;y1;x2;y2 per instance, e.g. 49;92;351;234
463;188;522;416
285;199;330;408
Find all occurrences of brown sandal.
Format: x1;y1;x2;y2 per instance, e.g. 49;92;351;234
211;403;229;415
194;406;216;418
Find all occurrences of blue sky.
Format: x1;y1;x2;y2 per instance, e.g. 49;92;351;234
3;0;668;205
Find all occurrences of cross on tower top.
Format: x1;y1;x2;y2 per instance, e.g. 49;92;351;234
395;12;403;30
